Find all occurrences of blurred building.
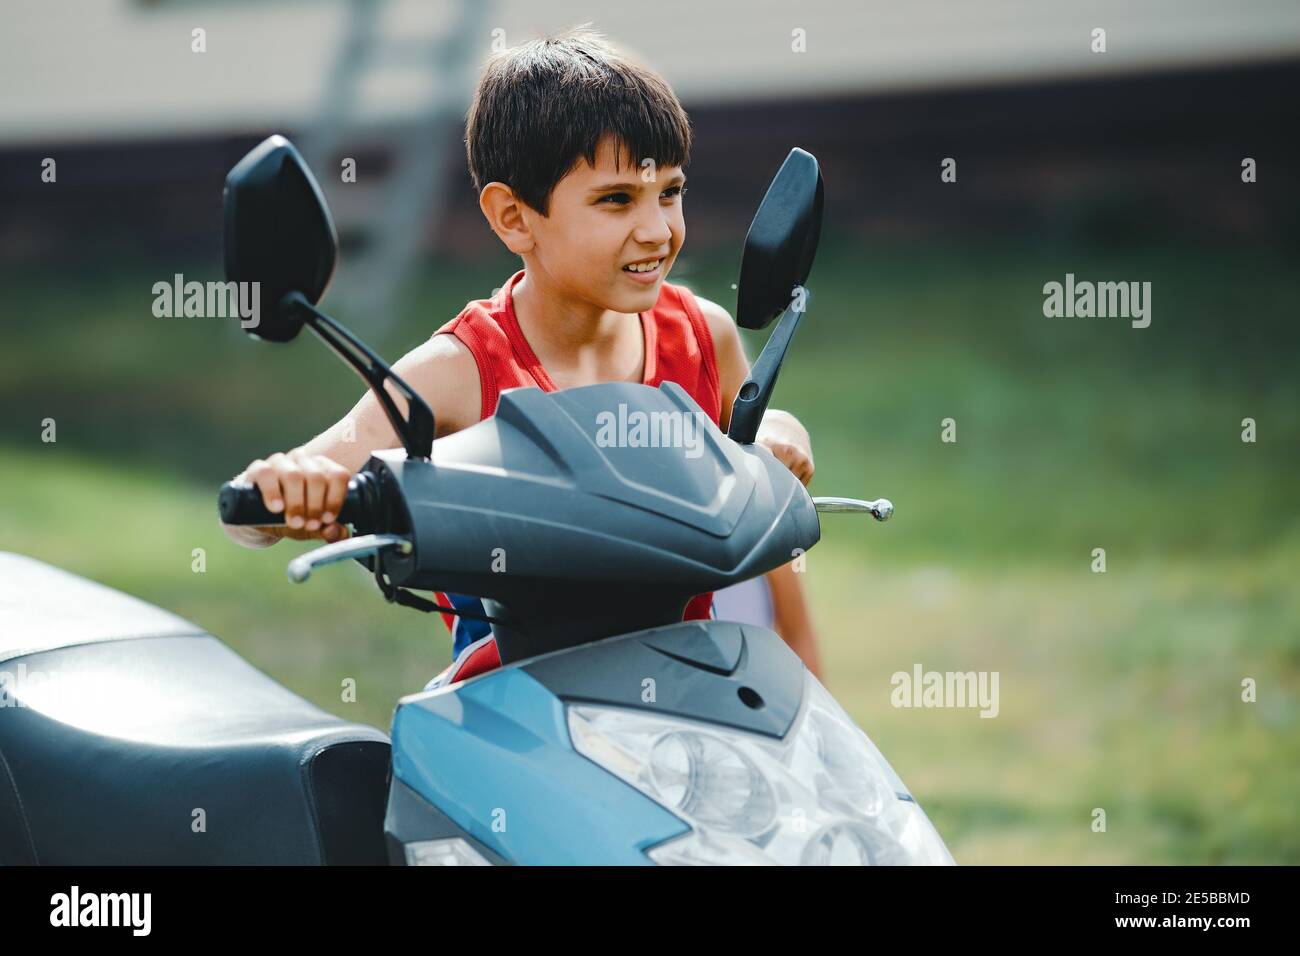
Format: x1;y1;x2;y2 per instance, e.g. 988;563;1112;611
1;0;1297;271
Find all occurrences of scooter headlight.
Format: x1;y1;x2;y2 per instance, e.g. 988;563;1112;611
809;709;888;818
800;821;894;866
567;671;954;866
648;730;777;836
403;838;491;866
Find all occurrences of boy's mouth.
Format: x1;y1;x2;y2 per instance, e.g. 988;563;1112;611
622;258;663;284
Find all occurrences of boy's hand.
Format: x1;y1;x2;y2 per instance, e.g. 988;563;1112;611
757;410;814;486
242;449;353;542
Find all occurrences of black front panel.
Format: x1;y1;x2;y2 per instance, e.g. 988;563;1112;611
521;620;806;739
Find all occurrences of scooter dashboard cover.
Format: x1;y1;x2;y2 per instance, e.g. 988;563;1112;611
376;380;820;595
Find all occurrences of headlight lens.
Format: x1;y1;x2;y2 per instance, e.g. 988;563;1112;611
648;730;777;835
567;672;954;865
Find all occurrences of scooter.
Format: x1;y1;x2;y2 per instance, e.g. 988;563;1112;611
0;136;954;866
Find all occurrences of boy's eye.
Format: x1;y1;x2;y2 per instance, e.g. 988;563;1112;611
597;186;688;205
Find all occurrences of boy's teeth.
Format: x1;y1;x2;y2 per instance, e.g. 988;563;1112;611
624;259;661;272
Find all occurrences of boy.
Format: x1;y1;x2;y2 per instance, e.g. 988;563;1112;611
223;26;822;685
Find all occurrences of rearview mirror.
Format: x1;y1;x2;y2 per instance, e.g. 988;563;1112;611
223;135;338;342
735;148;824;330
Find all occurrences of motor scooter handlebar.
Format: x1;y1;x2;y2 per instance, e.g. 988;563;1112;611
218;476;375;526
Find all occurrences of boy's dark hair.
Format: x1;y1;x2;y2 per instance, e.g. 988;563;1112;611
465;25;692;216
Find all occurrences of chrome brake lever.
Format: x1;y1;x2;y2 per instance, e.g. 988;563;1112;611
812;497;893;521
287;533;413;583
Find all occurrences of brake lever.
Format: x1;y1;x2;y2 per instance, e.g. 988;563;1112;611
287;533;413;583
812;497;893;521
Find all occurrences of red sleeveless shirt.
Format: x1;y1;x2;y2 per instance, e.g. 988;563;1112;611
432;268;722;629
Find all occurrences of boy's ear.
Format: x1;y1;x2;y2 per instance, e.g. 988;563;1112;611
479;182;535;255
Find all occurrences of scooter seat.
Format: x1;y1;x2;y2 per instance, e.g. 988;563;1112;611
0;553;391;865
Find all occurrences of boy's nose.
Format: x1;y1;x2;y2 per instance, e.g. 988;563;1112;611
631;206;674;246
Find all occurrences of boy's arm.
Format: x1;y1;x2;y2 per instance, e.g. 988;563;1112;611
765;561;823;678
695;296;815;484
696;295;824;675
296;331;483;458
221;333;480;548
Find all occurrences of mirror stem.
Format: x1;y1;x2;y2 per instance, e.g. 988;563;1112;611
727;290;808;445
284;291;435;459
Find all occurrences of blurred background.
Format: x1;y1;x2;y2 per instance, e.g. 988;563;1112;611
1;0;1297;863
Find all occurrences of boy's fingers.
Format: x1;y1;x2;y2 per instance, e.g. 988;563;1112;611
321;466;350;524
279;463;306;529
247;463;285;514
791;451;812;484
321;522;350;543
770;443;813;486
241;452;354;532
301;461;327;531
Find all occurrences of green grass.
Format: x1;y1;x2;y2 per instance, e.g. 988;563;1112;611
2;238;1296;863
807;538;1300;863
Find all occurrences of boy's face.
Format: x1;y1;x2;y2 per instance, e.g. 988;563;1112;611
523;134;686;314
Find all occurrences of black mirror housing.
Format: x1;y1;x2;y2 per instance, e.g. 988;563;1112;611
735;148;824;330
223;135;339;342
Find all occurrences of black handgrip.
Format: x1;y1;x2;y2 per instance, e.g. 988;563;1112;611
218;477;370;526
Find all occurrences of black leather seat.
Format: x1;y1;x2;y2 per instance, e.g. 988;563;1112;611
0;552;391;865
